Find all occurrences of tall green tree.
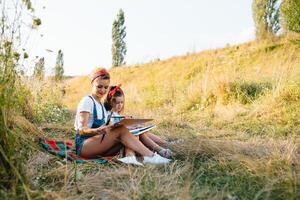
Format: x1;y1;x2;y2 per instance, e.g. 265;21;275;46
266;0;281;34
54;49;64;81
281;0;300;33
111;9;127;67
252;0;281;39
33;57;45;80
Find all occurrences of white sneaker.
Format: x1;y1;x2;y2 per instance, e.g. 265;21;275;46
143;153;170;165
118;156;143;166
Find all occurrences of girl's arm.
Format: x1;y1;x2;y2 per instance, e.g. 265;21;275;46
78;112;112;136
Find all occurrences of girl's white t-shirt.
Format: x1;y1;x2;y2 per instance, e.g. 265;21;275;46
110;111;122;124
74;96;108;131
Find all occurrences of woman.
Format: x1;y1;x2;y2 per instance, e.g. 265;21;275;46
74;68;170;165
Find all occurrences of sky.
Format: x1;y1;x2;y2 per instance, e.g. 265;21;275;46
24;0;255;76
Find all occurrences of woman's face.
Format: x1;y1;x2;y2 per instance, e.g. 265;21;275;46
113;96;124;113
91;78;110;99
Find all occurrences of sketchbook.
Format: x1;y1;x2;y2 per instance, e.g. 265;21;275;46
113;118;153;127
128;124;156;136
112;118;155;136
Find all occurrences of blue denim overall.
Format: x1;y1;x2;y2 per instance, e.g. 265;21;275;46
75;96;106;155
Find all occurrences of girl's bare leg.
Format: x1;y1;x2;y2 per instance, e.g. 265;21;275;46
146;132;167;145
81;126;153;158
139;133;162;152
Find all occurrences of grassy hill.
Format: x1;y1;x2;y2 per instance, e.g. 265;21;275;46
64;36;300;138
7;36;299;199
41;37;299;199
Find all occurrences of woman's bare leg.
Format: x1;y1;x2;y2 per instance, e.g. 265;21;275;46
118;127;153;156
124;147;135;156
124;136;139;157
81;126;153;158
101;143;123;157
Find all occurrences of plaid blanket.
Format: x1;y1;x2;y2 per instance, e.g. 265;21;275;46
39;138;113;164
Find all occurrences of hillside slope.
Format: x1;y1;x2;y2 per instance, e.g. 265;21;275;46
64;37;300;137
23;36;300;199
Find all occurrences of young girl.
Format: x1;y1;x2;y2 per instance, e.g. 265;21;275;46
104;85;173;159
74;68;170;165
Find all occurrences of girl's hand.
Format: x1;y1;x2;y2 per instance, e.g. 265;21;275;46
124;115;133;119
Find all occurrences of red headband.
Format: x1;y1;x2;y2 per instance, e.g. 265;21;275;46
108;84;122;98
91;69;109;83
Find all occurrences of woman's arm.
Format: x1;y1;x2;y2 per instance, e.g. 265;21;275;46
78;112;111;136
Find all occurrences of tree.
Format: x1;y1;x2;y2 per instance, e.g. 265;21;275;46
111;9;127;67
54;49;64;81
253;0;269;39
252;0;281;39
266;0;281;34
281;0;300;33
33;57;45;80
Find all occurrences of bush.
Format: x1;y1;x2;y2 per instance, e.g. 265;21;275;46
222;81;272;104
27;79;72;124
34;102;71;123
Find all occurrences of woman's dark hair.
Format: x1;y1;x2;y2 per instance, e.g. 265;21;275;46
104;85;125;112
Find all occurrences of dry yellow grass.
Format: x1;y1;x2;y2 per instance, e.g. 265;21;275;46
64;37;300;110
63;36;300;137
25;126;299;199
20;36;300;199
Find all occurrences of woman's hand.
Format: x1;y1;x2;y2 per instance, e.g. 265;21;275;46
95;125;113;135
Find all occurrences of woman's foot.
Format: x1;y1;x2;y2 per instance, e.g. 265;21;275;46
118;156;143;166
143;153;170;165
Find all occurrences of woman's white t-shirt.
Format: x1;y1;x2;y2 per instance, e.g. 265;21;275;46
74;96;108;131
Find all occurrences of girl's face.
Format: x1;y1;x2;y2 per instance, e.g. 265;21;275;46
91;78;110;99
113;96;124;113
